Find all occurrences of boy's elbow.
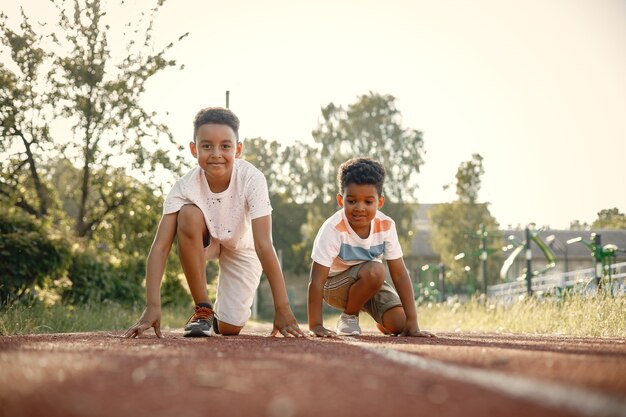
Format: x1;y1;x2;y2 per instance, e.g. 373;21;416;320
253;239;274;256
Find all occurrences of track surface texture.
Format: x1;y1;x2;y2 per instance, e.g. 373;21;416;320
1;324;625;417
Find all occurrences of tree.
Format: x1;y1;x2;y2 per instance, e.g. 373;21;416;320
244;94;426;272
310;92;424;205
569;220;590;231
243;138;310;273
242;137;288;196
429;154;502;289
0;8;54;218
591;208;626;230
304;92;425;254
454;153;484;204
0;0;188;239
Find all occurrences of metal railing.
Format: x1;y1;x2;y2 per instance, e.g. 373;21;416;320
488;261;626;300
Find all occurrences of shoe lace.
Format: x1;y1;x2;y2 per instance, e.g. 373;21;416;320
186;305;213;325
342;314;358;325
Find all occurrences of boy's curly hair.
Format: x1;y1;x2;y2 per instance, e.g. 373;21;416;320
193;107;240;141
337;157;386;197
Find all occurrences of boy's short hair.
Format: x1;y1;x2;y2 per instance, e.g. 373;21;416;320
193;107;240;141
337;157;386;197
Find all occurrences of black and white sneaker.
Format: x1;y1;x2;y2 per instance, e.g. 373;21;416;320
183;305;214;337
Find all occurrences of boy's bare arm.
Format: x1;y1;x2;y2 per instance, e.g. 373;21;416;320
124;213;178;338
251;215;305;337
387;257;436;338
308;262;335;337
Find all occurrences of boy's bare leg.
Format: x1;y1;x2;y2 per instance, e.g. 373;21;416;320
344;262;386;315
377;306;406;335
177;204;211;305
178;206;244;335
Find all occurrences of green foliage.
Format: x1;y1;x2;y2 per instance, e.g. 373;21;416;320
0;213;71;305
269;194;309;273
83;172;164;254
243;94;425;272
0;0;188;237
454;153;484;204
429;154;503;287
64;250;144;305
242;138;287;194
0;9;53;218
311;92;424;204
160;274;191;307
429;202;501;285
591;208;626;230
569;219;590;231
306;93;424;256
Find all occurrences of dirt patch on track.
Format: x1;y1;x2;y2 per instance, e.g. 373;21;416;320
1;326;624;417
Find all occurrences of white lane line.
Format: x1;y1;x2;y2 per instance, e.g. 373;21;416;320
344;338;626;417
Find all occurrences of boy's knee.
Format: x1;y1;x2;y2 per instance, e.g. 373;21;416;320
217;320;243;336
382;307;406;335
177;205;204;236
358;262;386;288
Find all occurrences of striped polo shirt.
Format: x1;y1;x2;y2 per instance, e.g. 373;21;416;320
311;209;403;277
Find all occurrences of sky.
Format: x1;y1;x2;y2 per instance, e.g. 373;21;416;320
3;0;626;230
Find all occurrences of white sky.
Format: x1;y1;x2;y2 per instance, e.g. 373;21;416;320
4;0;626;229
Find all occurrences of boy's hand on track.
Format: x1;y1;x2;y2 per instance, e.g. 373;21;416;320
309;325;336;337
124;306;162;338
271;306;306;337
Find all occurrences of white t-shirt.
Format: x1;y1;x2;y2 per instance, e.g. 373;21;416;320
311;209;403;276
162;159;272;250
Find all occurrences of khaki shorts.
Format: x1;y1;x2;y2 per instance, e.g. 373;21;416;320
323;262;402;324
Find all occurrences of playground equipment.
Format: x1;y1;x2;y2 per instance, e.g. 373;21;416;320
500;226;556;295
454;224;498;294
567;233;626;291
420;263;446;301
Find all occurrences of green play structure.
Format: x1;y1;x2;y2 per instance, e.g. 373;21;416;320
500;227;556;295
567;233;626;292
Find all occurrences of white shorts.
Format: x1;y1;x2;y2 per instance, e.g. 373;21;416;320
205;241;263;327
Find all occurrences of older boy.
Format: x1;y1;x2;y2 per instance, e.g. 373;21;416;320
308;157;434;337
125;107;304;338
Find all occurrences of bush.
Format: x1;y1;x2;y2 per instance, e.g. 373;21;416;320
161;274;190;307
0;213;71;305
64;251;144;305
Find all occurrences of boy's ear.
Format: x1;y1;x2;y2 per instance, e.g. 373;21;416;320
378;195;385;209
336;193;344;208
189;141;197;157
235;141;243;158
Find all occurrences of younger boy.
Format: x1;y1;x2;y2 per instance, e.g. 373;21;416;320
308;157;435;337
125;107;304;338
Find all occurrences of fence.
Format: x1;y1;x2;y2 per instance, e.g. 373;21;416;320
488;261;626;301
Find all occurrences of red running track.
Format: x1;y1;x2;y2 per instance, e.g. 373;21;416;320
1;324;625;417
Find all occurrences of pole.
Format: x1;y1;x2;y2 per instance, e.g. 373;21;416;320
525;227;533;295
225;90;230;108
481;224;488;294
438;264;445;302
593;233;602;287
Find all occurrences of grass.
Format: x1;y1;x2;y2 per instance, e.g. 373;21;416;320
417;293;626;338
0;302;191;336
1;293;625;337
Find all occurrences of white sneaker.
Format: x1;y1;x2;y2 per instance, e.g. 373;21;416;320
336;313;361;335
